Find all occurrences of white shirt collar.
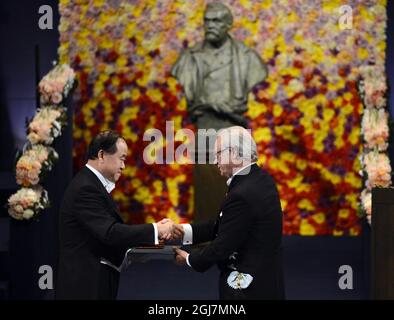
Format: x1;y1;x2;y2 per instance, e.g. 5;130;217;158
85;164;115;193
226;162;256;187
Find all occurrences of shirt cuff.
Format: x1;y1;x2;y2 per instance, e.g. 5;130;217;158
182;224;193;245
152;223;159;245
186;253;191;267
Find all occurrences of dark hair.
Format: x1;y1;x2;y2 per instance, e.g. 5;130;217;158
87;130;125;160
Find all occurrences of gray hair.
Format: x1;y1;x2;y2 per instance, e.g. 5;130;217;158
218;126;258;162
205;2;234;26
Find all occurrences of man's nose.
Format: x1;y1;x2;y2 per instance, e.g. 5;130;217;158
206;21;216;28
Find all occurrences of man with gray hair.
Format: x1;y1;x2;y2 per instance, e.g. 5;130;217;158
174;127;285;300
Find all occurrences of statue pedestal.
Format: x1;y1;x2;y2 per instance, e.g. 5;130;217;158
371;187;394;299
193;164;227;222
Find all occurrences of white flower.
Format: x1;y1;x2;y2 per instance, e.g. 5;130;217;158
23;209;35;220
227;271;253;289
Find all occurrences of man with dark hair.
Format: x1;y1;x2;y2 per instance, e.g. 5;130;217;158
56;131;182;299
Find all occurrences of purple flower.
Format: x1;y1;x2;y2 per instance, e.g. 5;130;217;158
284;28;295;45
323;132;335;153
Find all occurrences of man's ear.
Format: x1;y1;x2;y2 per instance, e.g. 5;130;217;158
98;149;105;162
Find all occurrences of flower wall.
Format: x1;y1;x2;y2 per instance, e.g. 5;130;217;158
58;0;388;235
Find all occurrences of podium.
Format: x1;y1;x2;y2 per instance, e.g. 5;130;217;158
112;246;179;272
371;188;394;299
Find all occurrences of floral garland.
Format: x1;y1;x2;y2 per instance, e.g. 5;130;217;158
58;0;387;235
7;63;75;220
359;65;391;224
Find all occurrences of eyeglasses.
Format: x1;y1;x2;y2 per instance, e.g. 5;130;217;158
215;147;231;157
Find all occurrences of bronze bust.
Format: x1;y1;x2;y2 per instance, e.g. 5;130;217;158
171;2;268;221
172;2;267;130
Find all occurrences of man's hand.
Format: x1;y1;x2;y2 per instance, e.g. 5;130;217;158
157;218;174;241
157;219;185;241
174;247;188;266
172;223;184;240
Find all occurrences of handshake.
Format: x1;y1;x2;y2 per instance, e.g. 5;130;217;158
156;218;184;242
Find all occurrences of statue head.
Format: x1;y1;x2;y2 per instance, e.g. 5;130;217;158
203;2;233;45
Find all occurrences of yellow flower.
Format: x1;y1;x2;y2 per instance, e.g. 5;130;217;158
254;127;271;143
178;98;187;111
344;173;362;188
145;215;156;224
131;178;142;189
124;21;137;38
122;166;136;178
131;88;140;101
280;152;296;163
92;0;105;7
300;219;316;236
147;88;163;104
136;72;150;87
113;191;128;203
275;125;299;144
296;159;307;171
353;156;361;172
273;104;283;117
296;183;310;193
322;0;342;11
116;56;128;68
247;99;266;118
257;154;267;166
349;227;360;236
174;115;185;130
260;39;275;61
260;0;272;10
312;213;325;224
338;209;350;219
349;127;360;145
166;177;180;207
166;208;180;224
320;167;341;185
134;186;153;204
298;199;315;211
333;229;344;236
377;40;386;53
268;157;290;174
288;175;303;189
357;48;369;60
323;108;335;121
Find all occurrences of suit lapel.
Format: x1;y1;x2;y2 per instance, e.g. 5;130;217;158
103;192;124;222
82;167;124;222
215;164;260;233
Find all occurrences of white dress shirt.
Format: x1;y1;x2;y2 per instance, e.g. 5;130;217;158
86;164;115;193
182;162;256;267
85;164;159;271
